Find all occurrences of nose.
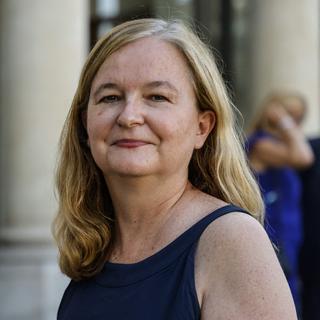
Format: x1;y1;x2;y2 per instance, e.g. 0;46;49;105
116;96;144;128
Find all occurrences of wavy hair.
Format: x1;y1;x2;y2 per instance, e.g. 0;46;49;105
53;18;264;280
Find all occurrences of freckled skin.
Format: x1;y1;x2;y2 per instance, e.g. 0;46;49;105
86;37;205;179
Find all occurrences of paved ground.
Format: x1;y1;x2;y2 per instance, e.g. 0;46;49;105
0;245;69;320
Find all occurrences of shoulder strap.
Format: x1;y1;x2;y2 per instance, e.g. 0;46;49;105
184;204;250;243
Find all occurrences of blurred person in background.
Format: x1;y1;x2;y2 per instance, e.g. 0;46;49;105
53;19;298;320
246;92;314;314
299;136;320;320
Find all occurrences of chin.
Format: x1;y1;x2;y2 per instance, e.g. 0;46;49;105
104;162;156;178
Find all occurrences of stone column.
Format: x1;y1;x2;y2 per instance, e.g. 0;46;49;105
0;0;89;243
248;0;320;135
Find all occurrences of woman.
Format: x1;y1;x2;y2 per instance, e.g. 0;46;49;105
246;92;314;313
54;19;297;319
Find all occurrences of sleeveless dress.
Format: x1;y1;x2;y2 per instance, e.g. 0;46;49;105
57;205;248;320
246;130;302;310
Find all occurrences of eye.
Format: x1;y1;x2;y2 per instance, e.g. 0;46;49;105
150;95;168;102
100;95;121;103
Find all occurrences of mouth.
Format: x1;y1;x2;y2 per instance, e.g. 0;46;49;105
112;139;150;148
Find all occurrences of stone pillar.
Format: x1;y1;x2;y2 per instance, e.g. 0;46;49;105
248;0;320;135
0;0;89;242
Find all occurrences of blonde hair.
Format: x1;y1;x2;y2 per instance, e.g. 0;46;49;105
53;18;264;280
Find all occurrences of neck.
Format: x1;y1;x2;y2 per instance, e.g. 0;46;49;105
105;173;192;261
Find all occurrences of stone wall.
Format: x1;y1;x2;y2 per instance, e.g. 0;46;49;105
0;0;88;243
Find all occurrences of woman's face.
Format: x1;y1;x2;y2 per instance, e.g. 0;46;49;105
86;37;214;180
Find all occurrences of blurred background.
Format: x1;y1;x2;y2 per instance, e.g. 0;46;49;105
0;0;319;319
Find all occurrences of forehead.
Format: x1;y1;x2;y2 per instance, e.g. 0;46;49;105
91;37;193;90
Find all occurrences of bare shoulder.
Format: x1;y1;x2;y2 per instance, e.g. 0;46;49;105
198;211;268;249
195;212;297;320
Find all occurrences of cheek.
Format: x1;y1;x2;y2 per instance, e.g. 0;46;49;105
86;113;110;169
86;110;111;141
155;112;198;146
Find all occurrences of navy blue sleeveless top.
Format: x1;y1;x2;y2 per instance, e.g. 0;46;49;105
58;205;248;320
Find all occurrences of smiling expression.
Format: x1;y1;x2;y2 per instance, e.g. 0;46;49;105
86;37;213;180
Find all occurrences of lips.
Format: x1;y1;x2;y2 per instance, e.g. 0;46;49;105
112;139;149;148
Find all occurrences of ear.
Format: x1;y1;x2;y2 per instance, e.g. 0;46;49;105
194;110;216;149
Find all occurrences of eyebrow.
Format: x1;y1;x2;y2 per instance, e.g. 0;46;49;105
93;83;119;100
92;80;179;99
144;81;179;93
